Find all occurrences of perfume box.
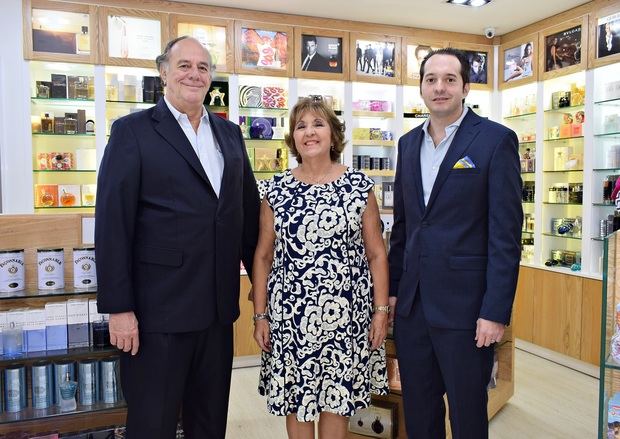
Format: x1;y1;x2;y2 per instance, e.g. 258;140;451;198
67;76;78;99
24;308;47;353
369;128;383;140
35;80;52;98
58;184;81;207
352;128;371;140
81;184;96;206
0;311;7;355
88;299;107;345
34;184;59;207
77;109;86;134
50;152;73;170
253;148;279;172
45;301;68;351
51;74;67;99
76;148;96;170
571;123;583;137
67;299;89;348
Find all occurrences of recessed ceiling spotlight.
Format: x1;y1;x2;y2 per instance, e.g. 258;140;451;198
447;0;491;6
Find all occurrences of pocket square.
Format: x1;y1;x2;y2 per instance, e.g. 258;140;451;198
453;156;476;169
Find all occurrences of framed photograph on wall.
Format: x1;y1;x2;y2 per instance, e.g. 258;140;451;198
449;42;494;90
539;17;587;80
24;0;98;63
99;7;168;68
589;5;620;69
402;38;445;86
348;399;398;438
499;34;537;90
295;27;348;80
350;32;401;84
170;15;233;73
235;21;293;77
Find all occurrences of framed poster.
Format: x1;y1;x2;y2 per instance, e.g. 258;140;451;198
235;21;293;77
348;399;398;438
499;34;537;90
99;7;168;68
295;27;348;80
449;42;494;90
170;15;233;73
350;32;401;84
402;38;445;85
589;5;620;69
539;17;587;80
23;0;98;63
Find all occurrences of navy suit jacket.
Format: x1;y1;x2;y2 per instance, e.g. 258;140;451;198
388;110;522;329
95;99;260;333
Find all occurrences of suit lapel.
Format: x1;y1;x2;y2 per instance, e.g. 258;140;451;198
208;111;233;203
152;100;212;189
409;128;426;214
424;110;481;215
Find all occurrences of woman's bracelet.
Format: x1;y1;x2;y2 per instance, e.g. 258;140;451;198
374;305;390;314
253;312;269;323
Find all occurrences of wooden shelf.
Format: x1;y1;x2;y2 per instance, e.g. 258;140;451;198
352;110;394;118
0;406;126;434
351;140;395;146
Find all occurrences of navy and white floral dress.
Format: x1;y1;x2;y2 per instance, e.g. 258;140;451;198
258;167;388;422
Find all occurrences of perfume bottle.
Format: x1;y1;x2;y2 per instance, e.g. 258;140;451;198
75;77;89;100
59;372;78;412
60;189;76;207
77;26;90;55
106;74;119;101
65;114;78;134
41;113;54;133
2;321;23;356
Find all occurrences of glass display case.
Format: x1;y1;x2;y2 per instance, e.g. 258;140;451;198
238;75;289;181
30;61;97;213
598;230;620;439
502;83;538;263
541;71;586;271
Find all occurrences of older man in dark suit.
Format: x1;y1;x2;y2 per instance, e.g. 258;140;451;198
95;36;260;438
388;48;522;438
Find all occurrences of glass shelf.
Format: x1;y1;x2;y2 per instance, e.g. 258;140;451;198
239;106;288;111
243;138;285;142
0;287;97;301
543;202;582;205
362;169;395;177
594;97;620;106
519;141;536;146
542;232;582;240
33;169;96;173
522;201;535;204
605;355;620;370
593;202;615;206
543;169;583;173
34;206;95;210
521;171;536;175
521;230;534;234
32;133;95;137
593;168;620;172
106;99;156;105
0;401;126;425
543;136;584;142
403;112;429;119
351;140;395;147
594;131;620;138
503;111;537;120
352;111;394;118
0;346;117;366
592;237;605;241
31;97;94;104
544;104;584;113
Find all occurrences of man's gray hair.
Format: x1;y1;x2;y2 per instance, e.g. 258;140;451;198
155;36;215;75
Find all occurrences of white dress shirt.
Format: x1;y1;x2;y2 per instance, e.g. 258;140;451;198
164;96;224;196
420;106;469;205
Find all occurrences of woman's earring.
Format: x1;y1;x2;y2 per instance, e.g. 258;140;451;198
330;144;335;151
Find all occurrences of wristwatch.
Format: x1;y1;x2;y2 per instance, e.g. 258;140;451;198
374;305;390;313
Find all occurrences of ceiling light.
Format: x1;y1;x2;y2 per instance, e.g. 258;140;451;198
447;0;491;7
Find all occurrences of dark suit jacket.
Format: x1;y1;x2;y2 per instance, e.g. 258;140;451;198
388;110;522;329
95;99;260;333
304;53;331;72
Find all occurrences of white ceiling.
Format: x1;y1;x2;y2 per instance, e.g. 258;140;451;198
171;0;591;36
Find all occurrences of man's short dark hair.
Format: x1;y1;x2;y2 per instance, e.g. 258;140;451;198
305;35;317;45
419;47;470;85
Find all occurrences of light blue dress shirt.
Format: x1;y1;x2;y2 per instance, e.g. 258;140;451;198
164;96;224;196
420;107;469;206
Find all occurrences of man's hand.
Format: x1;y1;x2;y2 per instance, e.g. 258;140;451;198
388;296;397;325
109;311;140;355
475;318;505;348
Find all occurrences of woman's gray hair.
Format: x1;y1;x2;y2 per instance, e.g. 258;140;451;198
155;36;215;74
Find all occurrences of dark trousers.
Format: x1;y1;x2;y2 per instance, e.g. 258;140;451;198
394;293;493;439
120;321;234;439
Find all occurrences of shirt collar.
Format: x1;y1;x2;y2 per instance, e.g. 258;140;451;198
164;96;208;124
422;106;469;137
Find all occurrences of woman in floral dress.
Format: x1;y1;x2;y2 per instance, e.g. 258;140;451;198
252;97;389;438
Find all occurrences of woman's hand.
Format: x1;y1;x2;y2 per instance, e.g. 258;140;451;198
369;312;388;350
254;320;271;352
